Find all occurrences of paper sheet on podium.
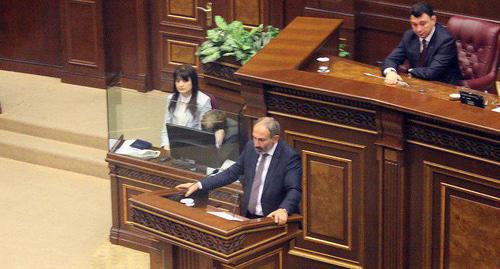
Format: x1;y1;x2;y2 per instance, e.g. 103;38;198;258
207;211;244;221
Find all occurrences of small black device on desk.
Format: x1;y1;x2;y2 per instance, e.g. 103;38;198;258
459;91;485;108
130;139;152;150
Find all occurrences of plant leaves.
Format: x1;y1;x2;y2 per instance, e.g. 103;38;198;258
201;51;221;64
199;17;281;64
214;16;228;30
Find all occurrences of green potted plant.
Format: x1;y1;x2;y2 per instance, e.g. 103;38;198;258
197;16;279;86
197;16;280;65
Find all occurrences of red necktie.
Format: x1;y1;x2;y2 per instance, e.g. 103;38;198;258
418;39;428;67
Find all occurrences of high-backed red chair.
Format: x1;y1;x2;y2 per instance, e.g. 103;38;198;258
205;92;218;109
447;16;500;95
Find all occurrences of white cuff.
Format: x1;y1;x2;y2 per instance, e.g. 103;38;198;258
197;182;203;190
383;68;397;76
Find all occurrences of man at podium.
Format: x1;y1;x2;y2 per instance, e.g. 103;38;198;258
176;117;302;225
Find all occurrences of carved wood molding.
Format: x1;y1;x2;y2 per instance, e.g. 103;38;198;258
113;166;240;209
406;120;500;162
115;166;182;188
379;153;406;269
266;87;377;131
131;208;245;254
202;61;241;84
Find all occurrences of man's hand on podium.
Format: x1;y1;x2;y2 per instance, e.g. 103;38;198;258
384;70;404;85
176;182;200;197
159;147;171;157
267;208;288;225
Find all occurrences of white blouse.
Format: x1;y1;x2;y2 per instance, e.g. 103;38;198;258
160;91;212;148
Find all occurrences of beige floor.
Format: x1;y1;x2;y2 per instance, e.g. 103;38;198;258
0;71;107;140
0;71;150;269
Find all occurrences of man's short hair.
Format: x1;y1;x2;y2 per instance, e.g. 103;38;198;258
201;110;227;132
255;117;280;137
410;2;434;17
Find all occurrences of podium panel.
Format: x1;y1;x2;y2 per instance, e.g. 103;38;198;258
129;189;301;269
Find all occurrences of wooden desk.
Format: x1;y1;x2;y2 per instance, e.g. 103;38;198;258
129;189;301;269
235;17;499;269
106;149;243;260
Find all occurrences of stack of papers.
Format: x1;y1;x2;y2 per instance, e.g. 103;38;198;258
114;140;160;159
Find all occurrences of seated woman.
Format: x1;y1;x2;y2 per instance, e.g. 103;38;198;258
160;64;212;149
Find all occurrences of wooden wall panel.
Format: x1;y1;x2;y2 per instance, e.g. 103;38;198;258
61;0;106;88
421;162;499;269
307;159;347;243
163;38;200;67
169;0;196;18
405;117;500;269
231;0;263;27
214;0;284;28
66;1;99;66
151;0;205;90
0;0;63;76
302;0;356;58
105;0;150;91
446;195;499;269
283;130;369;269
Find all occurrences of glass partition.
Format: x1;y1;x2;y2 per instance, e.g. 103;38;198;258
107;87;244;175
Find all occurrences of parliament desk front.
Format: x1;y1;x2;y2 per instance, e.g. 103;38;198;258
234;17;499;269
107;17;499;269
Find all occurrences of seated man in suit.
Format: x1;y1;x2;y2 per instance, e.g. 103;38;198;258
381;2;462;85
201;110;240;161
201;110;239;148
176;117;302;225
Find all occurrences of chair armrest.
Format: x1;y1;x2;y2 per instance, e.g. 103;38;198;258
461;71;497;94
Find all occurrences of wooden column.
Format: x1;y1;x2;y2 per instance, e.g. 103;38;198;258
375;110;406;269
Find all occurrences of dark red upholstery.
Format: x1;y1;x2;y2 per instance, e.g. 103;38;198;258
205;92;218;109
447;16;500;94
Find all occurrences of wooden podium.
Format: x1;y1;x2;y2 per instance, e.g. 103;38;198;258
129;189;302;269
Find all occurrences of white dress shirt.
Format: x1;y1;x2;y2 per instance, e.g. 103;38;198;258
160;91;212;148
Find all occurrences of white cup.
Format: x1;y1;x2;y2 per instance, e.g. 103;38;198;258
316;56;330;73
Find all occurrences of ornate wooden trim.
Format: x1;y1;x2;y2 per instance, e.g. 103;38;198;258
132;208;246;255
202;61;241;84
406;120;500;162
266;87;377;131
115;167;182;188
288;246;362;269
267;86;377;110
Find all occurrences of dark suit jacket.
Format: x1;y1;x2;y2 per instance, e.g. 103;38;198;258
381;23;462;85
201;140;302;216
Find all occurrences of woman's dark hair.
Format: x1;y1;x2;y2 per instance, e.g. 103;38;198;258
168;64;200;116
410;2;434;17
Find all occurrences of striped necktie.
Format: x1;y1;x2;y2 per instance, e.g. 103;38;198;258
418;39;428;67
248;153;269;214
